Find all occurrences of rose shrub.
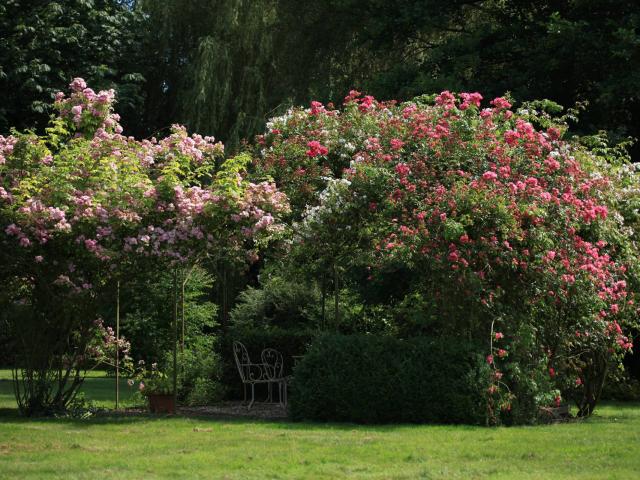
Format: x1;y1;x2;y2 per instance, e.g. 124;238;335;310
0;79;289;415
255;90;639;422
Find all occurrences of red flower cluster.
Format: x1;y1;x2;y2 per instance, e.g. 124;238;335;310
306;140;329;158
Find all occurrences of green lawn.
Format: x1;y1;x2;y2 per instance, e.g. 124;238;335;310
0;370;639;479
0;369;136;411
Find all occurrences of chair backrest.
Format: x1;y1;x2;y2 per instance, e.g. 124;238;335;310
233;341;251;383
261;348;284;380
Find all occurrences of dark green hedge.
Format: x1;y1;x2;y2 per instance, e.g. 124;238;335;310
219;327;317;399
290;335;490;424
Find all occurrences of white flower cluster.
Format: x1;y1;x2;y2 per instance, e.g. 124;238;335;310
297;178;353;237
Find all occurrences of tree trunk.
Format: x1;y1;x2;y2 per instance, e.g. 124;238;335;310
577;350;610;417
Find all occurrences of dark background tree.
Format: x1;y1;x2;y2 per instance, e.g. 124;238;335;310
272;0;640;153
0;0;146;134
2;0;638;156
137;0;277;148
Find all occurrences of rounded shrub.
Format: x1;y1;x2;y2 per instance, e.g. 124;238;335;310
290;334;490;424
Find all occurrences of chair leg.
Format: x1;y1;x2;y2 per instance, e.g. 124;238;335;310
248;383;255;410
243;383;247;404
284;381;287;407
279;381;285;407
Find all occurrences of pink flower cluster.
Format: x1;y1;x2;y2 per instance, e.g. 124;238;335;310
55;78;121;134
1;79;290;291
0;135;18;166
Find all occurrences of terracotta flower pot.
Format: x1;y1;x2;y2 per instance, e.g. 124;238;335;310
147;393;176;414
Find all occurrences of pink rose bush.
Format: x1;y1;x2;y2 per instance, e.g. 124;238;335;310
0;79;289;415
1;79;289;286
256;90;639;422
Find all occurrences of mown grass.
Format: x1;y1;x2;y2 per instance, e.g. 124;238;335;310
0;369;136;411
0;369;639;479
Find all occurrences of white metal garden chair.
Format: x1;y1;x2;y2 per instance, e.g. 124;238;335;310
261;347;288;406
232;341;285;409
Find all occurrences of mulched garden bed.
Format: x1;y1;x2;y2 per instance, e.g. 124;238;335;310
102;401;288;420
180;401;288;420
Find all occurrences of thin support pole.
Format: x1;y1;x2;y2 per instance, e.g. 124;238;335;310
321;275;326;330
222;266;228;329
333;264;339;328
172;270;178;413
115;280;120;410
180;263;197;351
181;271;185;352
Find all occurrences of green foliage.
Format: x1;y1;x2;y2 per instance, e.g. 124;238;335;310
230;273;318;330
0;0;145;134
122;266;217;363
602;369;640;402
168;336;224;406
62;392;100;419
140;0;276;149
290;335;490;424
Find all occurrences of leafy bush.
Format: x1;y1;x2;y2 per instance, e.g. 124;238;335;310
230;273;318;329
290;334;490;424
122;266;218;364
169;336;224;406
230;270;394;334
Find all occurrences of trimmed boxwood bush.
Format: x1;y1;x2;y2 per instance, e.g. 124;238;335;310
290;334;490;424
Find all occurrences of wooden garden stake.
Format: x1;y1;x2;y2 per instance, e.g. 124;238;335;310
333;263;339;327
115;280;120;410
172;269;178;412
181;270;185;352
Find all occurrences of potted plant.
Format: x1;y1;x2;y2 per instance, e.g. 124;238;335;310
129;361;175;413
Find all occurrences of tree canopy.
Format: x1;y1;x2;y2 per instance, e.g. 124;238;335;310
2;1;638;157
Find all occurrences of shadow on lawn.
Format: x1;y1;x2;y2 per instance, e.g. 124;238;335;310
0;413;420;434
0;407;611;432
1;378;637;432
0;409;610;434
